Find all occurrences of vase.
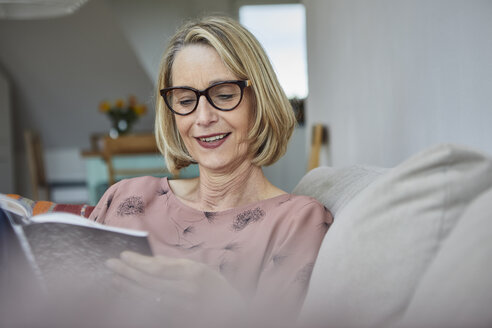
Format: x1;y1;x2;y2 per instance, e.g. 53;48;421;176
109;119;133;139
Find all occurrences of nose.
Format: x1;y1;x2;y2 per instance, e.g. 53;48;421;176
194;95;218;126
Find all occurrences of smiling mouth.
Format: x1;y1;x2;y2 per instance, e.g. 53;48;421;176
197;133;230;143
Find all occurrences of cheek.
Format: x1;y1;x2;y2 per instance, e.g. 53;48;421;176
174;118;194;151
174;117;190;137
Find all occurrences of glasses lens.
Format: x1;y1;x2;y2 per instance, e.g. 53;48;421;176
166;88;197;114
209;83;242;110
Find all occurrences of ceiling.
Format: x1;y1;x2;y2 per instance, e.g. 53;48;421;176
0;0;89;19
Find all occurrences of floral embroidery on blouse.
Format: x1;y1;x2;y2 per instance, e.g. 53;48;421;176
232;207;265;231
116;196;145;216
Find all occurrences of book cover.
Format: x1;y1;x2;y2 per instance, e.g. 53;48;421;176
0;195;152;294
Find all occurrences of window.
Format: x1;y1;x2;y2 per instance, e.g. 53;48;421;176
239;4;308;100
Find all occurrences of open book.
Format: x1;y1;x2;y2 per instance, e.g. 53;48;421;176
0;195;152;297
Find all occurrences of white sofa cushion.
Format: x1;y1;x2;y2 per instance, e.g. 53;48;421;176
299;144;492;328
395;187;492;328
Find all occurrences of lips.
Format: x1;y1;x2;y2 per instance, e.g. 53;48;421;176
198;133;229;142
195;132;231;149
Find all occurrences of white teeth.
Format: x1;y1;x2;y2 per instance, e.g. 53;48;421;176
199;133;228;142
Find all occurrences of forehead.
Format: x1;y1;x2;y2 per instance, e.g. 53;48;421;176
171;44;237;87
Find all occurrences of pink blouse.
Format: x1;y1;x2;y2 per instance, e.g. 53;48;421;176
89;176;332;314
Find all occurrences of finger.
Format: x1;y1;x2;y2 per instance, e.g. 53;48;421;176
106;258;195;296
106;258;162;290
120;251;194;280
111;274;150;300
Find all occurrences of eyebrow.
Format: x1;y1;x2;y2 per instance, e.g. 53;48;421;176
208;79;231;85
171;78;235;89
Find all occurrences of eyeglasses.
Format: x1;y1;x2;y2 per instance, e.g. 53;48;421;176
160;80;251;116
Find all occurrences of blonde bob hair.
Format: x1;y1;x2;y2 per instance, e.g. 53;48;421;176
155;16;296;174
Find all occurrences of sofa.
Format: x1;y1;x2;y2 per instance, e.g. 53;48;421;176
4;143;491;328
293;143;492;328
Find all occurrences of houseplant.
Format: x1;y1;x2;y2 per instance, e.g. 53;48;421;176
99;95;147;138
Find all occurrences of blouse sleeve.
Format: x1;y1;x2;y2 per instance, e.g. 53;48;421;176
88;181;121;224
252;200;333;319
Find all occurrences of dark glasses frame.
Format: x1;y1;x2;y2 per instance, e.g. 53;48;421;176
160;80;251;116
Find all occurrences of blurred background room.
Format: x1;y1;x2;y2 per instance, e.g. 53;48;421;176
0;0;491;205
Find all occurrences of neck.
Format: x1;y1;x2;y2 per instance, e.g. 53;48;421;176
194;162;274;212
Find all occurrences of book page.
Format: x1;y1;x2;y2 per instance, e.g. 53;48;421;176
30;212;148;237
0;194;32;218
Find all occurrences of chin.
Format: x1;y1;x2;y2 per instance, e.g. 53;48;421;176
199;161;232;172
197;157;246;173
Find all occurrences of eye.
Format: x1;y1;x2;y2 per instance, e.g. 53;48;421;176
210;83;240;103
170;89;196;108
217;93;235;100
178;98;195;107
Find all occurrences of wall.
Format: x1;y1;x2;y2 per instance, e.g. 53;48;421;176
304;0;492;167
0;69;13;193
0;0;156;198
0;0;155;150
108;0;236;85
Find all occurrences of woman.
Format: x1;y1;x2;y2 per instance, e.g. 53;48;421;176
90;16;332;325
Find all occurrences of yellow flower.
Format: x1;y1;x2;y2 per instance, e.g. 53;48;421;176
99;96;147;121
99;101;111;112
134;104;147;116
115;99;125;108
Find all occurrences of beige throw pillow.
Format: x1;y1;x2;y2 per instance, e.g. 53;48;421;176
395;187;492;328
299;144;492;328
293;165;387;217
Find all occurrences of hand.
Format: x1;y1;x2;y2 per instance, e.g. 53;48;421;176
106;251;244;325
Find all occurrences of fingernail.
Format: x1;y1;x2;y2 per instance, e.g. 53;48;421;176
120;251;134;260
106;258;119;269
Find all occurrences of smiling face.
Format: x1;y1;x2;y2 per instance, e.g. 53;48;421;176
170;44;254;173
